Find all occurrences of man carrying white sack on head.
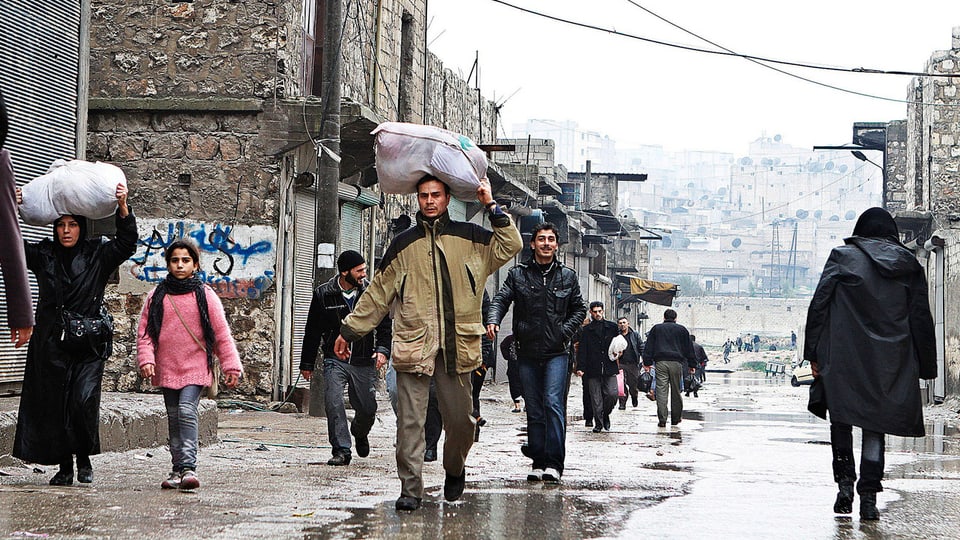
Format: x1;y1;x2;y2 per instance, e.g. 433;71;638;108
334;174;521;512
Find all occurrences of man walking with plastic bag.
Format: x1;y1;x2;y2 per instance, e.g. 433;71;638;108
335;175;521;511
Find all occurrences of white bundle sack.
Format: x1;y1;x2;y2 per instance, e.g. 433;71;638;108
373;122;487;201
609;334;628;361
19;159;125;226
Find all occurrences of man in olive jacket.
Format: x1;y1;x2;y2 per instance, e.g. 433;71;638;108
335;176;522;511
486;222;586;483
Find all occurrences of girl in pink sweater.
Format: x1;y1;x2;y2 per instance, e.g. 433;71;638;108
137;239;243;490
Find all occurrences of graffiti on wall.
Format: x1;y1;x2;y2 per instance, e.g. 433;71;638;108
122;219;276;299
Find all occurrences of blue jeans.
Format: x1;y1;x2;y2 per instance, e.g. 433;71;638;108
162;385;203;472
519;355;568;472
323;359;378;457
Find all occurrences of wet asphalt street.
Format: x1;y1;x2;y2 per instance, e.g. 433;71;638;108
0;352;958;539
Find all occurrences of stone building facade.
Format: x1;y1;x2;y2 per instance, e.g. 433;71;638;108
897;27;960;399
85;0;499;399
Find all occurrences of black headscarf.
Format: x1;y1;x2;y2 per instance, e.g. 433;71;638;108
146;273;216;369
52;214;88;278
852;207;902;245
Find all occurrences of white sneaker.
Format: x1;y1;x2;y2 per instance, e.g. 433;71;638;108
527;468;544;482
160;471;180;489
542;468;561;483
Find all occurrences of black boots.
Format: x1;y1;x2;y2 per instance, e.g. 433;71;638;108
860;492;879;520
833;483;854;514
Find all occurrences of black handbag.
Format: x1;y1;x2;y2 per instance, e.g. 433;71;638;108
58;307;113;353
54;265;113;354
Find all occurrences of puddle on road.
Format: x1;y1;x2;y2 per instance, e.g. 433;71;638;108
307;479;673;540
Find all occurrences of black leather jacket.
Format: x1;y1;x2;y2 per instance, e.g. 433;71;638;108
300;275;391;371
488;257;586;362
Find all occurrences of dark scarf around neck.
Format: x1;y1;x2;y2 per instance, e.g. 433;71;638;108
146;274;216;368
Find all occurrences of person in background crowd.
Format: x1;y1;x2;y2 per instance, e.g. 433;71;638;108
300;250;390;466
137;239;243;490
334;176;521;512
500;334;523;413
575;302;619;433
616;317;643;409
13;182;136;485
642;309;696;428
804;207;936;521
0;90;33;348
722;339;732;364
691;334;708;383
487;222;586;483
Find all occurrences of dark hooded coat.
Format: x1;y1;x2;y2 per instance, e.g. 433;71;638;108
13;210;137;464
804;210;936;437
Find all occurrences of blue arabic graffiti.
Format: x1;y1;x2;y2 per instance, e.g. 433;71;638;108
129;221;275;299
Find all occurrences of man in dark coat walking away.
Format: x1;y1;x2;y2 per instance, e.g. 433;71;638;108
804;207;936;521
642;309;696;428
575;302;619;433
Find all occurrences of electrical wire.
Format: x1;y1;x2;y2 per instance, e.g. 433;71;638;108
620;0;912;104
488;0;960;79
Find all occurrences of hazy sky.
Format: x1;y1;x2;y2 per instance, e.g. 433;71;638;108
427;0;960;157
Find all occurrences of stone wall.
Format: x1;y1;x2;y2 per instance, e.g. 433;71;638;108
885;120;908;212
86;0;507;398
660;297;809;348
89;1;298;100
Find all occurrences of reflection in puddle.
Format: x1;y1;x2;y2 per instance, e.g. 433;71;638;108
311;480;674;540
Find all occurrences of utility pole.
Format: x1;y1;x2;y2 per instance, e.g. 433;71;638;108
310;0;343;417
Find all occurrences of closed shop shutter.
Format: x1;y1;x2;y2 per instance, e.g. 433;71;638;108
290;190;317;388
339;201;362;253
0;2;81;387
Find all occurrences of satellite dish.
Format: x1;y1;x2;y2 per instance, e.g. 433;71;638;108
740;157;753;166
718;187;727;196
662;237;673;248
829;215;840;221
814;210;823;219
687;182;695;189
732;238;742;248
838;164;848;173
697;226;706;234
761;158;773;167
774;134;782;142
796;209;809;219
845;210;856;220
680;238;691;248
825;161;835;171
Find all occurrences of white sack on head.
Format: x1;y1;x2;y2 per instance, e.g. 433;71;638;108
373;122;487;201
609;334;628;360
19;160;125;226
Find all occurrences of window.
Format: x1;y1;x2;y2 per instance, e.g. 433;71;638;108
303;1;326;96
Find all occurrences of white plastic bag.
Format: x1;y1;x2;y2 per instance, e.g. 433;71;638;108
19;159;125;226
608;334;628;361
373;122;487;201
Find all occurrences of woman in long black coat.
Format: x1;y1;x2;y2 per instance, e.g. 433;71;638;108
804;207;936;520
13;184;136;485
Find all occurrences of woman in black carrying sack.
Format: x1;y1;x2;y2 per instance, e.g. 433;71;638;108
13;183;136;485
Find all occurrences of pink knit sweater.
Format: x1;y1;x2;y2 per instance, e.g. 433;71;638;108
137;285;243;390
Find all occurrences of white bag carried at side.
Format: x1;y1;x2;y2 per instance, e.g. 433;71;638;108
609;334;628;361
373;122;487;201
19;159;125;226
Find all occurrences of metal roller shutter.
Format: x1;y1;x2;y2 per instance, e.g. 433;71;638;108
0;1;81;387
339;201;362;254
290;190;317;389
